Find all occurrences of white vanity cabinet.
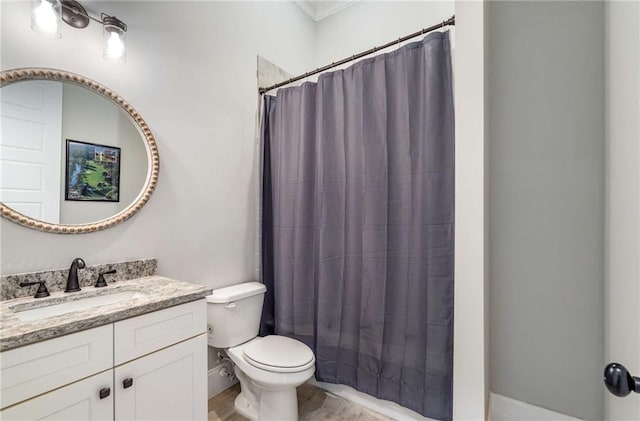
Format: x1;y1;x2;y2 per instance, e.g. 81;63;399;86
0;299;207;421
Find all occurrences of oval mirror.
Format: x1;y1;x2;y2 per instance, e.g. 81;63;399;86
0;68;159;233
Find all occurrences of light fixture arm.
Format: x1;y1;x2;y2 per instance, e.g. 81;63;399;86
59;0;126;32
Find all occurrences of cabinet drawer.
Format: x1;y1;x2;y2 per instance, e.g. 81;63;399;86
0;369;113;421
114;299;206;365
0;324;113;409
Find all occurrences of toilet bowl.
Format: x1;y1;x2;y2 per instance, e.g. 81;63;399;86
206;282;315;421
227;336;315;420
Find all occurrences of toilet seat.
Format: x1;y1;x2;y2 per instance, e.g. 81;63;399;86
242;335;315;373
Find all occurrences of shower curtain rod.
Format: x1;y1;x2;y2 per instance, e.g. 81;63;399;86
258;15;455;95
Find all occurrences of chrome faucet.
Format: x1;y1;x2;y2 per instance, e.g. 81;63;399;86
65;257;86;292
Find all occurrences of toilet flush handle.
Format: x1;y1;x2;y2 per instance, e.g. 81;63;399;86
225;302;237;310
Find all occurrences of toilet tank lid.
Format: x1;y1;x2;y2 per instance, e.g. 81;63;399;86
207;282;266;303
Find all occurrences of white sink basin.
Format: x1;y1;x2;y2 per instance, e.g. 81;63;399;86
11;290;149;321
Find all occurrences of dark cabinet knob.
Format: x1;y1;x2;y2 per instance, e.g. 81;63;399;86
604;362;640;397
123;378;133;389
99;387;111;399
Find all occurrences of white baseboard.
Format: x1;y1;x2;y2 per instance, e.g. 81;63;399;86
309;379;438;421
207;363;238;400
489;393;584;421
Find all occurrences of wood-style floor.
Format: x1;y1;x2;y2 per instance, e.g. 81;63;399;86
208;382;395;421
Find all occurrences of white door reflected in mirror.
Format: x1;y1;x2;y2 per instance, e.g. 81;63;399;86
1;81;63;223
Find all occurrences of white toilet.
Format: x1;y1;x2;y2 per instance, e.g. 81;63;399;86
207;282;315;421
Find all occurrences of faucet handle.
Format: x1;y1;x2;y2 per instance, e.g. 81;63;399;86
20;280;50;298
95;269;116;288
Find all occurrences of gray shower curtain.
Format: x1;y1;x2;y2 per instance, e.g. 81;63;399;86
260;31;454;421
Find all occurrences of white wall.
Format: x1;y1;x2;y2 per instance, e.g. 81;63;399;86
487;2;605;420
453;2;488;420
0;1;314;285
314;1;454;68
60;83;147;224
605;1;640;419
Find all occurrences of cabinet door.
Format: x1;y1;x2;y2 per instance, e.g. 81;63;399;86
115;333;207;421
1;324;113;409
0;370;113;421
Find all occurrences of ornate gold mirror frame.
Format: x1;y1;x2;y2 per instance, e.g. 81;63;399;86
0;68;159;234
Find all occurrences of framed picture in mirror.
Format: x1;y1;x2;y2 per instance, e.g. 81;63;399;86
65;139;121;202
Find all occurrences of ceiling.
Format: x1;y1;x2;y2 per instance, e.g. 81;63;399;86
294;0;360;21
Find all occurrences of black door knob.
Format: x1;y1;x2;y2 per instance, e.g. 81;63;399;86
604;363;640;397
99;387;111;399
123;377;133;389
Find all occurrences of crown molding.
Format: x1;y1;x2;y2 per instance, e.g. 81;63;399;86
294;1;360;22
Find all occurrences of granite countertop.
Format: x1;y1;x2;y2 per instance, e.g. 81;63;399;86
0;276;212;352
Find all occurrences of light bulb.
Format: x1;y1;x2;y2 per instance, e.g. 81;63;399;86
31;0;62;38
106;31;124;60
103;17;127;63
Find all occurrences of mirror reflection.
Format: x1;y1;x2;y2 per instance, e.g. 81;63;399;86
0;80;149;225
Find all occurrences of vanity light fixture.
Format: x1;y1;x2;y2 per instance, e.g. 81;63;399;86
30;0;127;62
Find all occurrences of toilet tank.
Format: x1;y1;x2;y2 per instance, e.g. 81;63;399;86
206;282;266;348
